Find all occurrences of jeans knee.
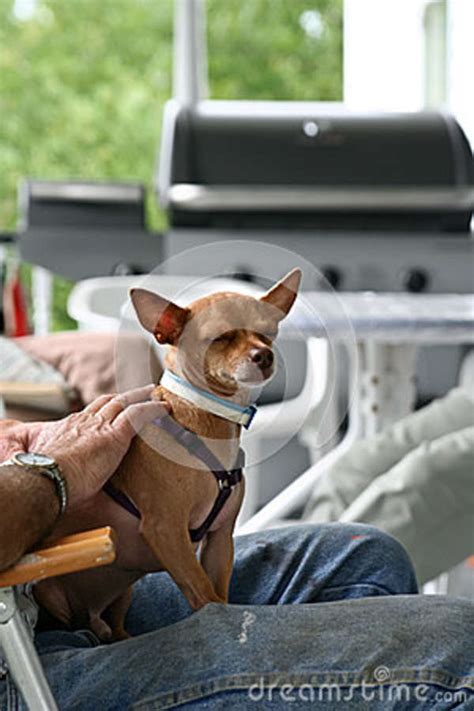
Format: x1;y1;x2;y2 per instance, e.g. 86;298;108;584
291;522;404;556
349;524;419;593
239;523;418;595
294;522;419;594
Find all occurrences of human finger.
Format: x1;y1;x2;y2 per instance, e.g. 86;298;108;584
114;400;170;437
84;394;115;415
99;385;157;422
96;395;126;422
119;384;156;403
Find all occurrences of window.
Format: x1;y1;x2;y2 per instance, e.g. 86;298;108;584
344;0;474;144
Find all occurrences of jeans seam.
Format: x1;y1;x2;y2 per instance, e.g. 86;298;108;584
319;582;399;597
131;669;474;710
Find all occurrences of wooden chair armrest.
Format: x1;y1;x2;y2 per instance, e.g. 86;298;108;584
0;381;73;414
0;527;116;588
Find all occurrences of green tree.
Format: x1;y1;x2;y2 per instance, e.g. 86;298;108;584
207;0;343;101
0;0;174;233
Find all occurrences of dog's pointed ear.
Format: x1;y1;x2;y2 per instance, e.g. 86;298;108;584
130;288;190;345
260;268;302;319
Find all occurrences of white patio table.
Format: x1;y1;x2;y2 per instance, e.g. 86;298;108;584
239;291;474;533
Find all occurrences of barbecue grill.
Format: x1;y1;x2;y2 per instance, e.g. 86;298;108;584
157;0;473;311
159;102;473;233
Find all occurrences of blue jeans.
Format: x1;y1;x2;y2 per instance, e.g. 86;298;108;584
1;523;473;709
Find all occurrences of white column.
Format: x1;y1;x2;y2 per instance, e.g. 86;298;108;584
31;266;53;335
173;0;208;105
446;0;474;145
344;0;428;111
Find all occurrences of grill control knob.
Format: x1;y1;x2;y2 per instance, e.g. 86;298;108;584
233;267;256;283
111;262;142;276
321;266;342;290
403;269;429;293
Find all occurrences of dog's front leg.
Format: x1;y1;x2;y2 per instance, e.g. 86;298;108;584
140;519;224;610
199;525;234;602
104;587;133;641
200;481;244;601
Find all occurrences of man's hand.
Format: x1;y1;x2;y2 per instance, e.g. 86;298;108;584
0;385;169;507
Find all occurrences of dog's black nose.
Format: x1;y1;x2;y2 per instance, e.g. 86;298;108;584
249;347;274;370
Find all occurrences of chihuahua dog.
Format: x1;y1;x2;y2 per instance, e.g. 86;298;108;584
35;268;301;640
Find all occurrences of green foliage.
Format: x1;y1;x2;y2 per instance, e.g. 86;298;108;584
0;0;174;233
51;275;77;330
0;0;342;330
207;0;343;101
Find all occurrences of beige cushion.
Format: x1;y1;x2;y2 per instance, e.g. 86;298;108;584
17;331;162;406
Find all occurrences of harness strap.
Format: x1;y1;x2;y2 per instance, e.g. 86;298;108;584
103;480;141;519
102;415;244;543
189;487;231;542
156;415;245;476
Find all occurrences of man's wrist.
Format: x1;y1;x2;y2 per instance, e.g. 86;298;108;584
0;464;60;571
20;465;62;519
4;453;68;518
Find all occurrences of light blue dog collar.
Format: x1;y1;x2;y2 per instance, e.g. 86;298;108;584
160;370;257;429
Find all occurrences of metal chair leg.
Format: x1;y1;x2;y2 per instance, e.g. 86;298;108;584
0;586;58;710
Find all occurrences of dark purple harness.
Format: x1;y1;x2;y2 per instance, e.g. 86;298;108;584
103;415;244;543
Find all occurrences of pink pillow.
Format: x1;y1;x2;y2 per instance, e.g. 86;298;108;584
17;332;162;406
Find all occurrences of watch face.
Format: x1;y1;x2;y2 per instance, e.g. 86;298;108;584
14;452;56;468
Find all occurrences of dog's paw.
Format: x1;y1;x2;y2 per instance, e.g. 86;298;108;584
89;612;113;642
110;626;131;642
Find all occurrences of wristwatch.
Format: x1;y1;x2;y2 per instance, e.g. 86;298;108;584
11;452;68;516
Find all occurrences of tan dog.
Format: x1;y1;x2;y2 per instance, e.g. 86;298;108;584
35;269;301;640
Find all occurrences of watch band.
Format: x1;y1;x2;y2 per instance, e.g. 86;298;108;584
35;466;68;517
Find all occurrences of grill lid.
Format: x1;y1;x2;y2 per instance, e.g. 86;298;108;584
157;101;473;231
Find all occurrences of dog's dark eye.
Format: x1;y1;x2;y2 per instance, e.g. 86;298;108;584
258;332;276;344
204;333;233;346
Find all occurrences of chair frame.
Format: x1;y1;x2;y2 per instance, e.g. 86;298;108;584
0;527;116;710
